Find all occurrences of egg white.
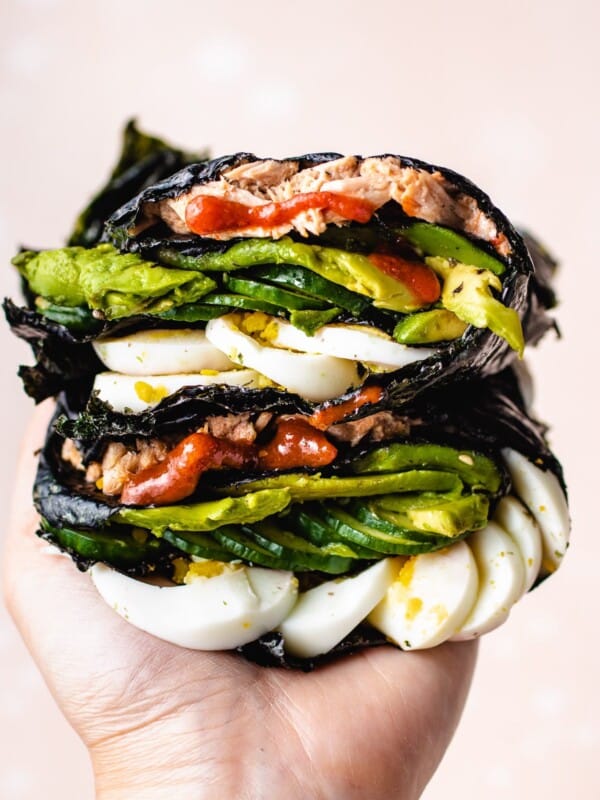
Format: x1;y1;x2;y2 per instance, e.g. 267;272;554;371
368;541;478;650
279;558;398;658
450;522;525;641
501;448;570;573
268;319;439;370
93;369;262;413
90;562;298;650
205;314;360;402
93;329;235;375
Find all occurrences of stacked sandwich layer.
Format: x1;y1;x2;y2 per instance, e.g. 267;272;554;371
4;124;569;667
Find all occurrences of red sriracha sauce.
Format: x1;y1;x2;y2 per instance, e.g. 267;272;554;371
258;419;338;471
185;192;376;235
120;422;338;506
310;385;385;431
368;253;441;306
120;433;254;506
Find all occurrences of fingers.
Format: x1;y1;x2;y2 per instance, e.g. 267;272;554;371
263;639;478;800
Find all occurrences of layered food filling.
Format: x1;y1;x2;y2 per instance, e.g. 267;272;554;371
7;144;566;663
45;407;569;657
13;154;529;405
39;323;569;658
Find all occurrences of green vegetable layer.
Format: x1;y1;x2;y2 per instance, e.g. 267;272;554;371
15;244;216;320
41;440;503;574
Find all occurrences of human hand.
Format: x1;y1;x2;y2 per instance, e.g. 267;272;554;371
3;402;478;800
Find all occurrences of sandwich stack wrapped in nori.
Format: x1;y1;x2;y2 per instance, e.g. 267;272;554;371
4;128;569;668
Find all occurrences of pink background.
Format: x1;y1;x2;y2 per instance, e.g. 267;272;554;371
1;0;598;796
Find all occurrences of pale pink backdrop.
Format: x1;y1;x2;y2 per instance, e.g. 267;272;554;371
1;0;598;797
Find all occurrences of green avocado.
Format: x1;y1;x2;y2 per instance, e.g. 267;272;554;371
393;309;468;344
426;257;524;355
113;488;291;536
220;470;462;501
158;237;432;313
371;493;490;537
350;443;502;493
14;244;216;320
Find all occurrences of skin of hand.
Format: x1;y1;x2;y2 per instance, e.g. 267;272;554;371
3;402;478;800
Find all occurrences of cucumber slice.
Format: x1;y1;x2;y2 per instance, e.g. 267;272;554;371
286;507;382;559
250;522;355;573
39;304;103;333
320;506;446;555
224;276;329;311
400;222;505;275
40;519;168;570
212;526;284;568
252;265;369;315
202;293;285;314
162;530;237;561
156;303;232;322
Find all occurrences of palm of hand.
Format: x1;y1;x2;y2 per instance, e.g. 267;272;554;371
4;405;477;799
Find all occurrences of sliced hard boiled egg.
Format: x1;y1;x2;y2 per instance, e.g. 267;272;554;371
501;449;570;574
93;329;235;375
493;495;543;593
369;541;478;650
279;558;398;658
451;522;525;641
267;319;438;370
205;314;360;402
90;562;298;650
93;369;262;413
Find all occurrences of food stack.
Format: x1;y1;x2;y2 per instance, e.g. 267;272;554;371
4;123;569;668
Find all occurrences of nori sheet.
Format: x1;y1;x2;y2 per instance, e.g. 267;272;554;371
32;367;567;669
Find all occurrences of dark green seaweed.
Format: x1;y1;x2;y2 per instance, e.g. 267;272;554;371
237;626;389;671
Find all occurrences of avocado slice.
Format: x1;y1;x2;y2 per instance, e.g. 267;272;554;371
372;493;490;537
393;309;468;344
220;470;462;501
113;488;291;536
14;244;216;320
350;443;502;493
426;257;524;355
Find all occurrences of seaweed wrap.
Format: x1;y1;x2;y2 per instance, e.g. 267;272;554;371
5;151;556;405
4;132;569;668
30;366;569;668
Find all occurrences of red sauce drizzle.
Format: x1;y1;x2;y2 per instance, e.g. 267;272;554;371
120;433;254;507
310;385;385;430
185;192;376;235
368;253;441;305
258;419;337;472
120;421;338;506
